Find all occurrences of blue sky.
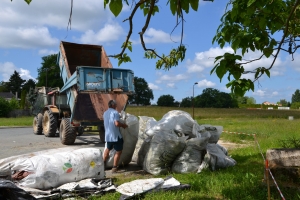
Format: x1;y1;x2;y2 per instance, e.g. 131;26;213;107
1;0;299;104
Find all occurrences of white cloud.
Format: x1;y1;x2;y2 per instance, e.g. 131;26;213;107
0;62;17;81
148;83;161;90
0;63;34;82
167;83;177;88
159;74;188;82
0;0;110;32
187;64;205;73
79;22;125;44
143;28;181;43
19;68;36;80
0;27;58;49
38;49;58;55
272;91;279;95
253;89;266;97
196;79;216;88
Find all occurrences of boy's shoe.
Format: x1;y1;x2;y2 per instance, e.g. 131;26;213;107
111;166;119;173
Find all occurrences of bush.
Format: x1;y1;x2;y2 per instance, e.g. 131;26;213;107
9;97;20;110
0;97;12;117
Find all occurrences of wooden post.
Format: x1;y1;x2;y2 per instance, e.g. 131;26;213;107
266;160;271;200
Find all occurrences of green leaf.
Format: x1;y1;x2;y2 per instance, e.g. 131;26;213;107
265;69;270;78
143;8;149;16
263;47;273;58
169;0;177;15
24;0;31;4
181;0;189;14
247;0;256;7
190;0;199;11
128;45;132;52
109;0;123;17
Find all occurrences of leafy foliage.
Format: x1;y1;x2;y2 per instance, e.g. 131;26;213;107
36;54;64;88
6;71;26;97
157;94;175;106
0;97;12;117
212;0;300;96
180;97;192;107
195;88;238;108
291;89;300;103
22;79;36;93
128;77;154;105
19;0;300;97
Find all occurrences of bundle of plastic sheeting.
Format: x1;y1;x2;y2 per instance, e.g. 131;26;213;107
143;131;186;175
145;110;195;137
192;123;223;143
132;116;157;162
0;179;36;200
105;112;139;168
117;177;187;200
197;143;237;173
11;148;105;190
172;136;210;173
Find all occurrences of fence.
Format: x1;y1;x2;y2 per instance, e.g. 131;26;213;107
8;109;31;118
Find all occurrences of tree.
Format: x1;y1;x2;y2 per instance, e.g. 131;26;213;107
22;79;36;93
6;70;25;97
180;97;192;107
22;0;300;97
157;94;175;107
0;81;9;92
0;97;11;117
36;54;64;88
247;97;256;105
236;96;249;104
278;99;288;106
292;89;300;103
195;88;238;108
128;77;154;105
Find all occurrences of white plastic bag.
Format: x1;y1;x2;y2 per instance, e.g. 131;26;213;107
143;131;186;175
145;110;194;137
12;148;105;190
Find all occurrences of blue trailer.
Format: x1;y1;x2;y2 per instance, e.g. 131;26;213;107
32;41;135;145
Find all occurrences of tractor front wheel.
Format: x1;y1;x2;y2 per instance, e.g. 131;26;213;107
33;113;43;135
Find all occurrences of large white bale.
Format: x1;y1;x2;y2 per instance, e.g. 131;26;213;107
12;148;105;190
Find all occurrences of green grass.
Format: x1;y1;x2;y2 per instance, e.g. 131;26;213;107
2;107;300;199
0;116;32;126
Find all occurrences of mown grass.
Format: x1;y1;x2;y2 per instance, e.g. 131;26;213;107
0;116;32;126
1;107;300;199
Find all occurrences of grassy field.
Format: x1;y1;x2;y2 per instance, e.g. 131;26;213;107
1;107;300;199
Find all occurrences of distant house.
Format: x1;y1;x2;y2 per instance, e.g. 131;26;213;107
0;92;16;101
262;101;279;106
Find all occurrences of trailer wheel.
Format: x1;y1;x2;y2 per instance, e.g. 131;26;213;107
43;110;57;137
75;127;84;136
33;113;43;135
60;118;76;145
98;125;105;143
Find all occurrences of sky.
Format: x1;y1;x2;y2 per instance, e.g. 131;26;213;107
1;0;300;105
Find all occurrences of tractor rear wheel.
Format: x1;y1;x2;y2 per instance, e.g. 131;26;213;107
60;118;76;145
42;110;57;137
33;113;43;135
98;125;105;143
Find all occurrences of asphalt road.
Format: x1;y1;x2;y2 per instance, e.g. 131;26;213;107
0;127;105;160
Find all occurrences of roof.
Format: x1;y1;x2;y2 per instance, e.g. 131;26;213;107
0;92;16;99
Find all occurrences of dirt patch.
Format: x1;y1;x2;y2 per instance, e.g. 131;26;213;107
218;139;250;150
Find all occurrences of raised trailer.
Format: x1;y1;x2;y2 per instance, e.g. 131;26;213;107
32;41;135;145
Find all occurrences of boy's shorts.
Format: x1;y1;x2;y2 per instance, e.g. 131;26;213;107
106;137;124;151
